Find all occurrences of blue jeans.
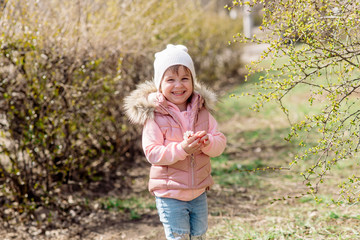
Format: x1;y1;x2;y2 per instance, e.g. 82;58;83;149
155;192;208;240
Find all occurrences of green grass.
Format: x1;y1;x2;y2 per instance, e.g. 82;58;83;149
212;155;264;188
208;201;360;239
100;196;156;220
208;57;360;239
216;69;328;127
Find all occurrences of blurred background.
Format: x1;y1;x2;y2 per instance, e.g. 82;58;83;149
2;0;359;239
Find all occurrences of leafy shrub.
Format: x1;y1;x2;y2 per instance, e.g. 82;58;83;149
229;0;360;204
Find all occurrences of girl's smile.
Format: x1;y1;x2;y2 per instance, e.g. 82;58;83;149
160;65;193;111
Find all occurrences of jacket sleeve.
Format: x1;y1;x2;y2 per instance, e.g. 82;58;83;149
201;113;227;157
142;119;188;165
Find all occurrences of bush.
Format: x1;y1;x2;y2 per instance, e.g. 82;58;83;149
0;0;243;227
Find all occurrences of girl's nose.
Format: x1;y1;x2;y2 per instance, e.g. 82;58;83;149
174;80;182;87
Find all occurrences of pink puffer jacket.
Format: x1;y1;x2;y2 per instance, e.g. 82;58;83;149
124;81;226;197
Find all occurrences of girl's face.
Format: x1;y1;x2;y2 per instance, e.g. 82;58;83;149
160;65;193;111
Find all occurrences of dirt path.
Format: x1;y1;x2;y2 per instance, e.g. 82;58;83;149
111;41;271;240
76;184;264;240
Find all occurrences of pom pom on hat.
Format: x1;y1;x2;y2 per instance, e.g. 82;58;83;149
153;44;196;90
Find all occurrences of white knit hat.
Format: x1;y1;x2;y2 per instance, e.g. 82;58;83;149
153;44;196;90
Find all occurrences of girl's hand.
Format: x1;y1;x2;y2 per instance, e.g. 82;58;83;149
181;135;201;154
198;133;210;148
181;131;210;154
193;131;210;150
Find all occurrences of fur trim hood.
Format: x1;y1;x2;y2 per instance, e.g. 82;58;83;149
123;81;217;125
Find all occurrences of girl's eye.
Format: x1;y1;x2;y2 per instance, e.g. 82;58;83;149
166;79;174;82
182;78;189;81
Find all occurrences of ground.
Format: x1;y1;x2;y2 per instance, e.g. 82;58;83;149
4;41;359;239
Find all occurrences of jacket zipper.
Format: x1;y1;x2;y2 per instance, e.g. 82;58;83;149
191;154;195;187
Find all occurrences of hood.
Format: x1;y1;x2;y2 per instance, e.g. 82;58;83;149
123;81;217;125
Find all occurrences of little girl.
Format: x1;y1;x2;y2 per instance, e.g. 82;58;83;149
124;44;226;240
